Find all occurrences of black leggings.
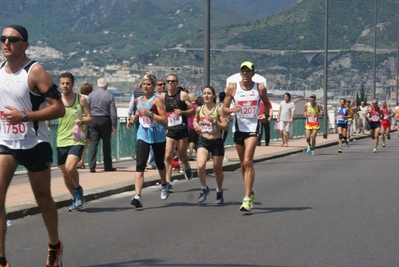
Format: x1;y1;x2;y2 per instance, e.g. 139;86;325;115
136;139;166;172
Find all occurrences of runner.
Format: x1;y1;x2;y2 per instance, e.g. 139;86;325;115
193;86;228;204
366;99;382;153
380;100;394;148
127;74;168;208
304;94;324;156
163;74;194;189
222;61;270;212
335;98;349;153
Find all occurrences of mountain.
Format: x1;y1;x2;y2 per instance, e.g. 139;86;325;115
0;0;296;67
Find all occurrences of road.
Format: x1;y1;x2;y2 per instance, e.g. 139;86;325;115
5;137;399;266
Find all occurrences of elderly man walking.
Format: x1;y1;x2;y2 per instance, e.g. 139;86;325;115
87;77;117;172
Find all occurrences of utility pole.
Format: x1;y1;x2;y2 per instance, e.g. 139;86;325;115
396;2;399;105
323;0;329;139
204;0;210;87
373;0;377;99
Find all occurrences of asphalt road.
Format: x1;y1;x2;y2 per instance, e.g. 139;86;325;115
5;137;399;267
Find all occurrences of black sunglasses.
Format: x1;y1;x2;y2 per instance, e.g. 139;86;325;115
1;35;25;43
166;80;177;83
157;83;166;86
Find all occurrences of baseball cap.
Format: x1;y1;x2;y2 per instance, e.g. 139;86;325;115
5;25;28;41
240;61;254;71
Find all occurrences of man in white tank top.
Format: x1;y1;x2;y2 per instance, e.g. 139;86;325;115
222;61;270;212
0;25;65;266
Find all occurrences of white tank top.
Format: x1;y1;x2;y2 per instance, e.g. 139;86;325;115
0;61;50;149
232;82;260;133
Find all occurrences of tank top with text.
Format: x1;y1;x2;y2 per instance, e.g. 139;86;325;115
232;82;261;133
0;60;49;149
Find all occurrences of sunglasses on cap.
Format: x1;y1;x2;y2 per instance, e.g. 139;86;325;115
1;35;25;43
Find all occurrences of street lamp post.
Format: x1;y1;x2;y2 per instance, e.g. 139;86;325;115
396;2;399;105
204;0;210;87
323;0;329;139
373;0;377;99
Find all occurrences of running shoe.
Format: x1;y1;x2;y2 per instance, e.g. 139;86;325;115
46;241;63;267
68;199;78;212
306;145;311;153
198;185;210;202
338;148;342;153
382;143;386;148
345;139;350;148
130;195;143;208
75;187;85;207
145;165;156;170
160;185;169;200
250;189;257;202
387;134;391;140
310;150;316;156
280;142;284;147
166;182;174;193
184;164;193;180
215;190;224;204
284;143;288;147
239;197;253;212
373;147;377;153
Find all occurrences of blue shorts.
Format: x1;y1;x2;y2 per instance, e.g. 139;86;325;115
57;145;84;165
0;142;52;172
369;122;381;130
337;123;347;129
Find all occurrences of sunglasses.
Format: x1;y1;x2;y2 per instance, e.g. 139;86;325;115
157;83;166;86
166;80;177;83
1;35;25;43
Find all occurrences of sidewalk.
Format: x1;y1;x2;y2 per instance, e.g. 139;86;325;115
6;133;368;220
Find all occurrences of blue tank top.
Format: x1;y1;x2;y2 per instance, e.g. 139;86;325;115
336;107;348;124
136;95;166;144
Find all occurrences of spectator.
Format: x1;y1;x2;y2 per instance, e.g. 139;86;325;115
77;82;93;169
87;77;117;172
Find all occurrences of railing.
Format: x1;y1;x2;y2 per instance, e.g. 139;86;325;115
16;115;327;171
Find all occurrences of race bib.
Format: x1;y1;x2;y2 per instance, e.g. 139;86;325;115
139;114;157;128
199;118;216;133
0;111;28;140
371;115;380;122
167;112;182;127
307;115;318;123
236;100;257;118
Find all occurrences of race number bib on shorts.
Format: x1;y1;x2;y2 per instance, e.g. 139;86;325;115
307;115;318;123
167;112;182;127
0;111;27;140
371;115;380;122
199;118;216;133
139;114;157;128
236;100;258;118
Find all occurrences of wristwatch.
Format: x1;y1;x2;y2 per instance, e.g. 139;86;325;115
148;112;154;118
22;112;29;122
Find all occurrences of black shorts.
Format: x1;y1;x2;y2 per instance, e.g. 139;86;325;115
188;128;198;143
57;145;84;165
233;131;258;146
369;122;381;130
197;136;225;156
337;123;348;129
166;128;189;141
0;142;53;172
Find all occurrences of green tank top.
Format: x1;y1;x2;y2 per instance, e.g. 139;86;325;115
198;104;221;133
57;94;84;147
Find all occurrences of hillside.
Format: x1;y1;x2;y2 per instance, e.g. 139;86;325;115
172;0;399;50
0;0;296;67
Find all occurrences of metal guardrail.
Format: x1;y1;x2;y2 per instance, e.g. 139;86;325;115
16;115;327;171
